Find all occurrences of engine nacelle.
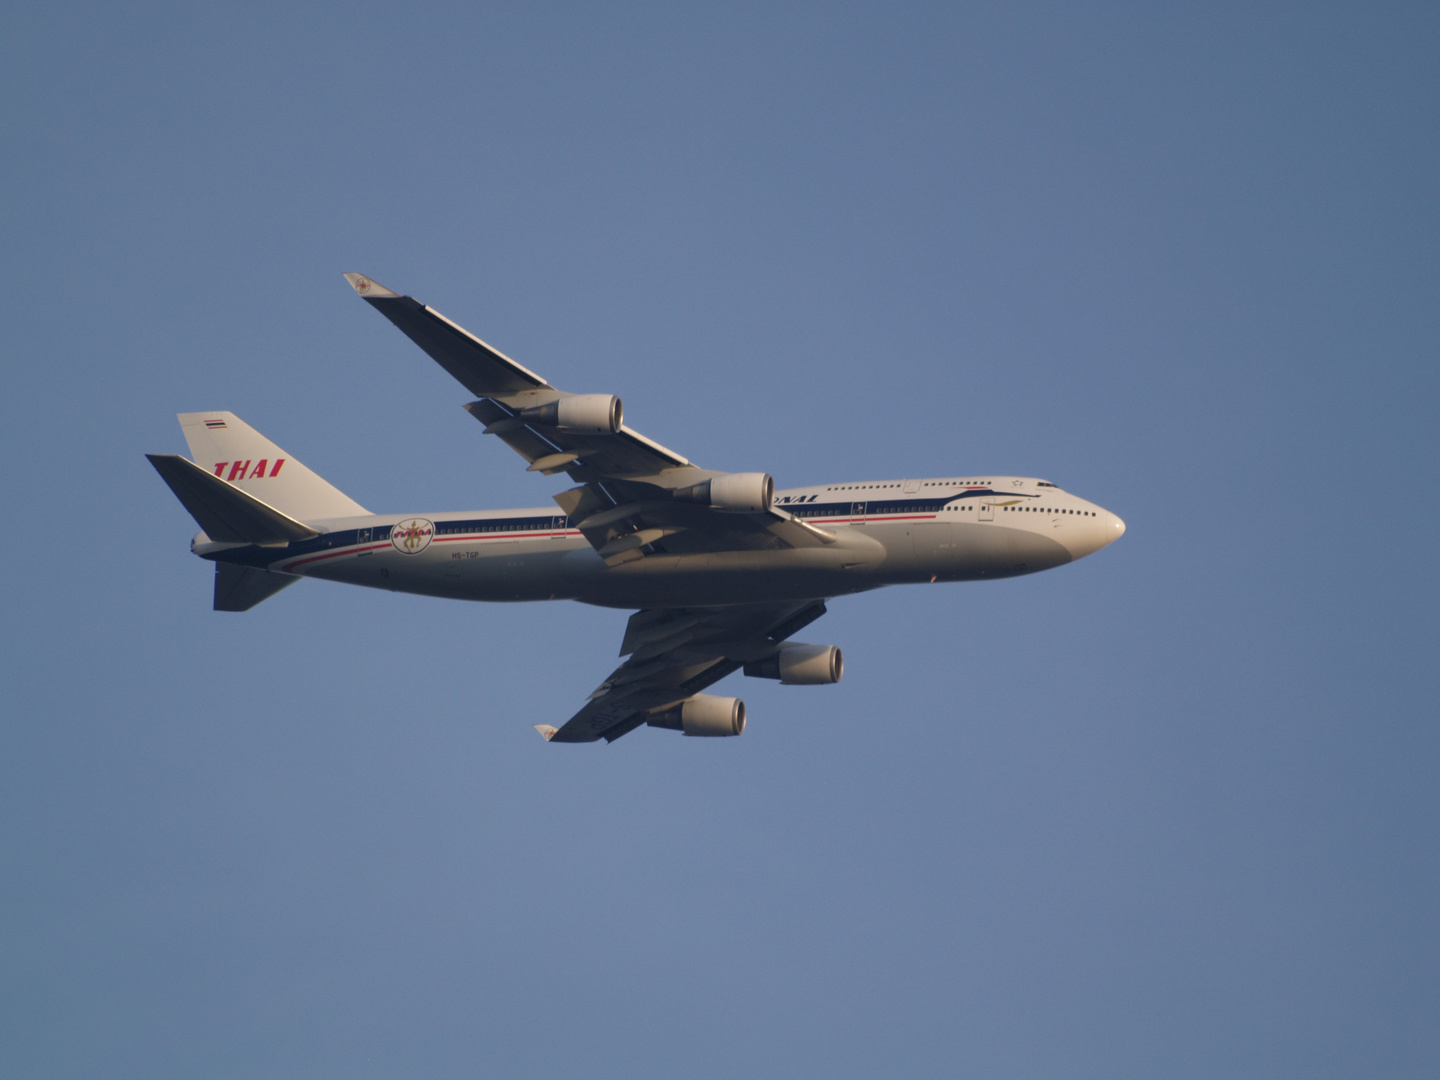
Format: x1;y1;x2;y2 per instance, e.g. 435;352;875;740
673;472;774;513
743;643;844;685
519;394;623;434
646;694;747;737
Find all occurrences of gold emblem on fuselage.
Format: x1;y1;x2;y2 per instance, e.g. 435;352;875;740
391;518;435;554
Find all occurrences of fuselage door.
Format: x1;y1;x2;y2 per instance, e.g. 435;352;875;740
979;501;994;522
850;501;867;522
903;479;920;494
551;515;567;539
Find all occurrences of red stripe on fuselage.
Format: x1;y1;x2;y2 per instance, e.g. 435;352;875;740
279;542;393;572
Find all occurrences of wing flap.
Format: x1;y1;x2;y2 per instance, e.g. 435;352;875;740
462;398;692;479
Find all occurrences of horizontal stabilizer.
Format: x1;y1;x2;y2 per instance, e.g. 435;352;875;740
214;563;301;611
147;454;321;546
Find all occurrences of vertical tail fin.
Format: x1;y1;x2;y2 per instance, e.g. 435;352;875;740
176;412;367;520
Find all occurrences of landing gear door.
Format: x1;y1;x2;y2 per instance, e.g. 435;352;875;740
979;501;994;522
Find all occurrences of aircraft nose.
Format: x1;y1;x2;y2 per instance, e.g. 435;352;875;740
1058;506;1126;560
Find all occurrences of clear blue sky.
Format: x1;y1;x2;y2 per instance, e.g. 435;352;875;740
3;4;1437;1078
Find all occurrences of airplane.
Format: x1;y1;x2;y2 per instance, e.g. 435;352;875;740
147;273;1126;744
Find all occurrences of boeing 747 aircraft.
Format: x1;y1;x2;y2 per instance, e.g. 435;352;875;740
148;274;1125;743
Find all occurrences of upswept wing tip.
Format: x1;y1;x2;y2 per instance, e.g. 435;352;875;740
343;272;399;299
534;724;559;742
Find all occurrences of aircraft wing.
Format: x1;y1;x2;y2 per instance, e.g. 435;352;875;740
541;601;829;743
342;273;554;397
344;272;687;477
346;273;837;559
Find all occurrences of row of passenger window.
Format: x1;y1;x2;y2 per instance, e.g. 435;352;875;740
423;505;1095;537
434;517;560;535
792;501;947;518
822;481;996;491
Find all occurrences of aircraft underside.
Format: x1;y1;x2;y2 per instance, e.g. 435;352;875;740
150;273;1123;743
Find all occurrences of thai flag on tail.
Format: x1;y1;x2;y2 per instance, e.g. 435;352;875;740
205;419;227;429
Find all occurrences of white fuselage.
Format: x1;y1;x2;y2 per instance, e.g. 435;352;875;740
196;476;1125;609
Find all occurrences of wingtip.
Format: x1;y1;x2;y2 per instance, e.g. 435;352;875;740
343;272;399;299
534;724;558;742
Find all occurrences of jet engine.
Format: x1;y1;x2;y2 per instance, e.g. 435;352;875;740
673;472;774;513
646;694;747;737
743;643;844;685
519;394;623;434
